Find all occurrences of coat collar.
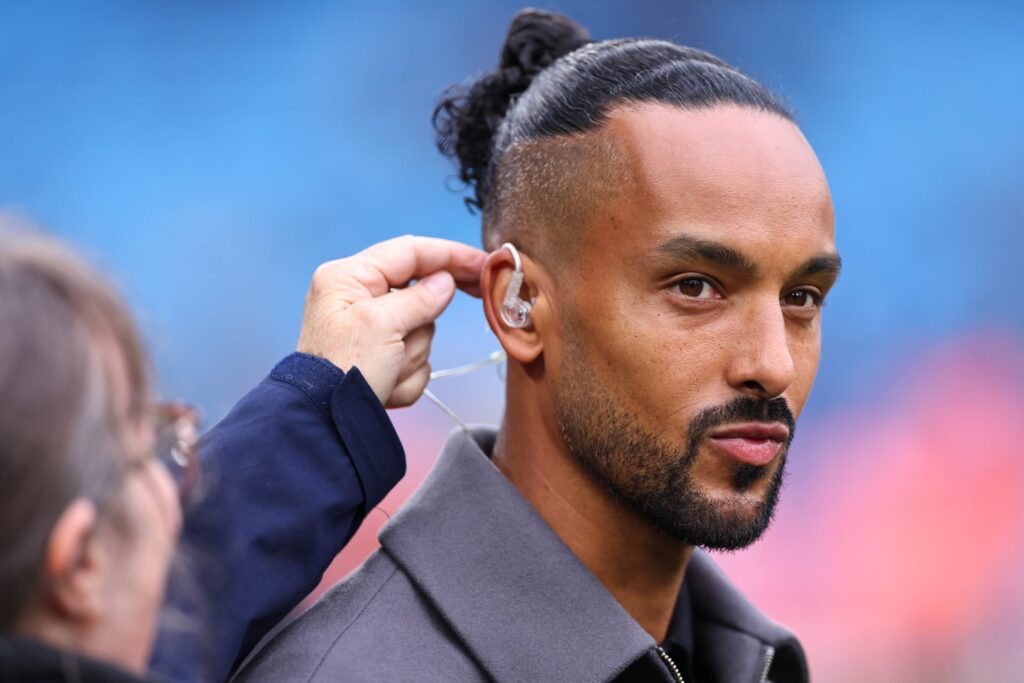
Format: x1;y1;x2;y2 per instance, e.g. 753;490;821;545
380;427;807;682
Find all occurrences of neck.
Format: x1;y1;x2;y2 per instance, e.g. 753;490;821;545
492;379;693;643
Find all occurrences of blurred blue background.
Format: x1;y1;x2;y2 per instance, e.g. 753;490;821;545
2;2;1022;680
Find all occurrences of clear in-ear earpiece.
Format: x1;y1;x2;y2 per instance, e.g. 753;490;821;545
414;242;530;433
500;242;534;328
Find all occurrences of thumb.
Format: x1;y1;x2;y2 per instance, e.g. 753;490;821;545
377;271;456;335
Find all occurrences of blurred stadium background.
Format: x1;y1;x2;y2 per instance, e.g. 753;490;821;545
2;2;1021;680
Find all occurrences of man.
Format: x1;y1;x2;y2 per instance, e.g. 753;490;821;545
238;10;839;682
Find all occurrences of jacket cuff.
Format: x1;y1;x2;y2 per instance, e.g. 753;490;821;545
269;353;406;509
269;352;345;417
330;367;406;510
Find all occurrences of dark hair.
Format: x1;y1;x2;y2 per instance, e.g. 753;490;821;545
434;9;793;215
0;222;150;627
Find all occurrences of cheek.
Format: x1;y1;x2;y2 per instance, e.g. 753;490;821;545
575;297;728;426
644;327;723;408
785;326;822;418
126;467;182;566
99;476;179;630
151;466;183;543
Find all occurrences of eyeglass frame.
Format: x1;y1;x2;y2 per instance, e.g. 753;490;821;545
122;402;202;505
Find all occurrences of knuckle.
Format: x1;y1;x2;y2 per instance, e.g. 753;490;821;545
383;234;415;255
312;261;334;281
310;262;337;294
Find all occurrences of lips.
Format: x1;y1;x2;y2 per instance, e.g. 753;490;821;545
706;422;789;466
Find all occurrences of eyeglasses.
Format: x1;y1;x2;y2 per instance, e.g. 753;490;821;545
139;402;201;504
89;402;201;525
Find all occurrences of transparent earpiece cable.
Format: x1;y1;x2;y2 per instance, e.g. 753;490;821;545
422;350;506;434
386;287;507;432
429;350;505;380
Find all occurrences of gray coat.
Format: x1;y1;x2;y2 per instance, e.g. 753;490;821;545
236;428;808;683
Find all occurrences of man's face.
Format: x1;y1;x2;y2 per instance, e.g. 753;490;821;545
551;103;838;549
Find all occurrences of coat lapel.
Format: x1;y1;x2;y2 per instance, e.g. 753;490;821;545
379;428;654;682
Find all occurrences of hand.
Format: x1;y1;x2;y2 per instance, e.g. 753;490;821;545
296;235;486;407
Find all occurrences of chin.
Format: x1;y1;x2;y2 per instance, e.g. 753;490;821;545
651;460;785;551
701;473;777;503
701;486;772;511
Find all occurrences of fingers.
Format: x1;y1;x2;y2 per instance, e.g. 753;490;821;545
388;323;434;407
386;362;432;409
356;236;486;297
393;324;434;384
296;236;481;407
374;271;457;336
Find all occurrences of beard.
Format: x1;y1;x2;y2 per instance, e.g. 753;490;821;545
554;338;796;551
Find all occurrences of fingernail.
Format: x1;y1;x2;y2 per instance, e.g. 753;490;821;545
423;272;453;296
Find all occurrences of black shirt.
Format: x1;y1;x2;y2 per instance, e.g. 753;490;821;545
614;580;699;682
662;580;698;682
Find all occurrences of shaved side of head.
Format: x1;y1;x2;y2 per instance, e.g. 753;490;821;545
483;129;633;275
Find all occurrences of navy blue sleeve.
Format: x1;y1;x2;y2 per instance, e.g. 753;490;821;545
149;353;406;683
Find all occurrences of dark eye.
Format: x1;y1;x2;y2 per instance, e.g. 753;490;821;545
674;277;719;299
782;289;820;309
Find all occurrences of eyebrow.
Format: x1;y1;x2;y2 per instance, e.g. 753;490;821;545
652;234;843;282
790;253;843;281
653;234;759;276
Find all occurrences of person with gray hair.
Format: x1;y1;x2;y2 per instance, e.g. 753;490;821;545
0;227;182;681
0;226;484;682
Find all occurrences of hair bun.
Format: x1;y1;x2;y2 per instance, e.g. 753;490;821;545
500;9;592;83
434;9;591;211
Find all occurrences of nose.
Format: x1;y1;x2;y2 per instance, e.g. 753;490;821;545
725;300;795;400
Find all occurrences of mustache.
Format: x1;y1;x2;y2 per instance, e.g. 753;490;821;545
687;395;796;447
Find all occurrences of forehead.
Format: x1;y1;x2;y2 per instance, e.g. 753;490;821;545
593;103;835;261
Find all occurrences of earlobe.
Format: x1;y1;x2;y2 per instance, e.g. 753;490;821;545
45;498;103;620
482;243;545;364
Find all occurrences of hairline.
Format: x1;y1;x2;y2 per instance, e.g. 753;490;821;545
482;100;801;274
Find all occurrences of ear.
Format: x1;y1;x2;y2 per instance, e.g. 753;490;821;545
481;246;547;364
44;498;105;622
